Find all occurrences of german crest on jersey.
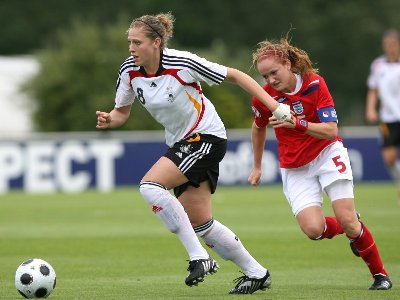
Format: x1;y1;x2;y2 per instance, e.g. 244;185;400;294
292;100;304;115
166;86;175;103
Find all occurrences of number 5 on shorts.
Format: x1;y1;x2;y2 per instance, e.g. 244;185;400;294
332;155;347;173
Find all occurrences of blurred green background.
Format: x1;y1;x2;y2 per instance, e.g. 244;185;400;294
1;0;399;130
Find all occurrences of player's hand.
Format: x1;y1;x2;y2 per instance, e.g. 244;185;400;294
366;109;379;124
248;168;262;186
96;111;111;129
272;103;294;124
269;116;295;129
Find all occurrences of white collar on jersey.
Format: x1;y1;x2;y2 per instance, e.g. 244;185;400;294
284;73;303;96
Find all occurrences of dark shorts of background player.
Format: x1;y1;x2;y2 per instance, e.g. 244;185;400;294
380;122;400;148
163;133;227;198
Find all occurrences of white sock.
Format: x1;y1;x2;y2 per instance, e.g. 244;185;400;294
195;219;267;278
139;182;208;260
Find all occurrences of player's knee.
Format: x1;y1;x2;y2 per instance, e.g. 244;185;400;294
194;219;215;237
302;224;325;240
339;217;361;237
139;181;166;205
139;181;181;233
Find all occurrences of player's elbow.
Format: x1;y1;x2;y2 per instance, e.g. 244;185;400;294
225;67;245;84
325;127;338;140
323;122;338;140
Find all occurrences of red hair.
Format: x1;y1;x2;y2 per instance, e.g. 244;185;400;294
253;32;318;77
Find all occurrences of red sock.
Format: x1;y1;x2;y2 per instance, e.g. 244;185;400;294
321;216;344;239
348;223;387;276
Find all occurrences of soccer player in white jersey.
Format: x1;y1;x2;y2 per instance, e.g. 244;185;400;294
366;29;400;203
95;12;290;294
248;34;391;290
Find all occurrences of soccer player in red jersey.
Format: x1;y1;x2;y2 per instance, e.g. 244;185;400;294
249;34;392;290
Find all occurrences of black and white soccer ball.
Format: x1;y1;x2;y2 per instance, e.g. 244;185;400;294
15;258;57;298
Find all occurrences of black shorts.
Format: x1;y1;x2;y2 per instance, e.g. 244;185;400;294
163;133;227;198
380;122;400;148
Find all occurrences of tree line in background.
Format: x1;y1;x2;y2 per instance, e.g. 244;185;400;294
1;0;400;131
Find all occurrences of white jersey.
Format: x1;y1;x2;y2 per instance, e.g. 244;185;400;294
367;55;400;122
115;48;228;146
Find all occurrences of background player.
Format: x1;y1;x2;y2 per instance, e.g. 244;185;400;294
96;12;291;294
248;34;392;290
366;29;400;203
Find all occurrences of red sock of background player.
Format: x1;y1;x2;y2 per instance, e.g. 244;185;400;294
320;216;344;239
348;223;388;276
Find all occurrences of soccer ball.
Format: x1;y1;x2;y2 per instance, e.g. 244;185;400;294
15;258;57;298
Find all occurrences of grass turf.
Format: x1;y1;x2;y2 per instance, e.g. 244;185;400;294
0;183;399;299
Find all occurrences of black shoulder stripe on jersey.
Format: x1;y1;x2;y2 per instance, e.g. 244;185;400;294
119;64;137;75
165;60;223;83
115;77;121;91
163;54;225;83
116;58;135;91
120;57;135;68
301;84;320;96
118;57;137;76
163;55;224;83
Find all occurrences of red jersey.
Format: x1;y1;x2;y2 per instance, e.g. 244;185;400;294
252;73;341;168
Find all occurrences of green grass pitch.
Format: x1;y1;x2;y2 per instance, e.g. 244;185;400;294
1;183;399;299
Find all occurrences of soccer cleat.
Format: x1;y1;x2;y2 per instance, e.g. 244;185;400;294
349;212;361;257
229;270;272;294
369;274;392;290
185;256;219;286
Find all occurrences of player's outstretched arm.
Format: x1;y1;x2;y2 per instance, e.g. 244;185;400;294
225;68;292;123
96;105;132;129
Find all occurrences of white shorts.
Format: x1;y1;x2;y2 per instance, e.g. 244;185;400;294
281;141;354;216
